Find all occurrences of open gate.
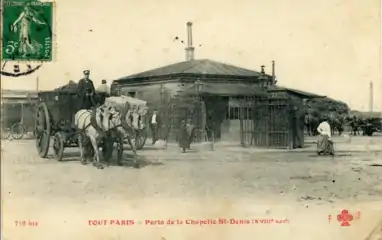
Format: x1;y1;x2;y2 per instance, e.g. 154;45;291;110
254;92;292;148
239;92;293;149
159;94;206;143
239;96;255;146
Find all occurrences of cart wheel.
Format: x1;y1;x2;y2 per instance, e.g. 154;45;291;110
135;129;147;150
53;132;65;161
2;128;11;140
11;122;25;140
35;102;51;158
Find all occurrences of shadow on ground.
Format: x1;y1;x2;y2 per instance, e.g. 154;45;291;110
46;151;163;168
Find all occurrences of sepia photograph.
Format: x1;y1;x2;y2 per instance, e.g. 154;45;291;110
1;0;382;239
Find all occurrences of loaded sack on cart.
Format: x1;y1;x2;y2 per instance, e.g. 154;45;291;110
104;96;149;149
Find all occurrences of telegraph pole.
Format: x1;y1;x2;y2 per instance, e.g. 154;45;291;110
369;81;373;112
36;76;39;93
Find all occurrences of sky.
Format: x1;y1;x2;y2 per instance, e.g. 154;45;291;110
1;0;381;111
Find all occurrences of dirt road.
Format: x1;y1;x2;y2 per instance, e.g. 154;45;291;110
2;136;382;240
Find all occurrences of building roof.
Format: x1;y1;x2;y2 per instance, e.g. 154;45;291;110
115;59;271;82
267;86;325;99
1;89;38;99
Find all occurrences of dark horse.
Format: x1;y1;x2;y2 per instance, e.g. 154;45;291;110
328;114;345;136
305;113;320;136
346;116;361;136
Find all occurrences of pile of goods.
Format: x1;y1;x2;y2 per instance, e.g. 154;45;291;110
104;96;148;115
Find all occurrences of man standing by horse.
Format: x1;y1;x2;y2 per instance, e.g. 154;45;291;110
77;70;96;110
316;116;335;155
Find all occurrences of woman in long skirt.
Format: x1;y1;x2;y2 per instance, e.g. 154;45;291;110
316;116;335;155
177;120;189;153
186;118;195;150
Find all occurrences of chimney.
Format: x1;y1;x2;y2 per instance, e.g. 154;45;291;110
369;81;373;112
185;22;195;61
272;60;275;85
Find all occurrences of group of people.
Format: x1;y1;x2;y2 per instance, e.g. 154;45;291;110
77;70;111;110
149;110;195;152
58;70;111;110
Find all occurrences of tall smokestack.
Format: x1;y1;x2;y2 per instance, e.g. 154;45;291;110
271;60;275;85
185;22;195;61
369;81;373;112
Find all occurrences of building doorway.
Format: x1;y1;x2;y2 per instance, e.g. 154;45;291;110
204;96;228;141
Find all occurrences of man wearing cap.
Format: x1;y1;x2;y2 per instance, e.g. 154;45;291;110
96;79;110;105
77;70;96;109
96;79;110;96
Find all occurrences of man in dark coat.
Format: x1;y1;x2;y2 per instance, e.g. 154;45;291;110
177;120;189;153
186;118;195;150
77;70;96;109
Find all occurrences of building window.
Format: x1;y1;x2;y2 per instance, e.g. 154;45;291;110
228;107;239;120
244;107;253;120
227;107;253;120
128;92;136;97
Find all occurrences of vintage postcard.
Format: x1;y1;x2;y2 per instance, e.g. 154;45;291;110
1;0;381;239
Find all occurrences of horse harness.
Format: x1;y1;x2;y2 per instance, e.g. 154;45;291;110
77;106;142;140
77;108;111;137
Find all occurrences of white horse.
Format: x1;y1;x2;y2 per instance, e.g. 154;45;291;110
101;104;142;168
74;106;113;169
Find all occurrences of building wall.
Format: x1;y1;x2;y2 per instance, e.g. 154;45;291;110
116;79;261;142
117;80;261;107
118;80;188;106
220;97;255;142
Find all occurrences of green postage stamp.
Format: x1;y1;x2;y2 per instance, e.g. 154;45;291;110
2;0;53;61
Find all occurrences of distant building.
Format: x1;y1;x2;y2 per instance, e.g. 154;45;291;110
1;89;38;132
111;59;323;147
111;22;323;148
1;89;38;104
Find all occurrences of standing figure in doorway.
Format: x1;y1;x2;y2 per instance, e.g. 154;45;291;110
150;109;161;144
77;70;96;110
177;120;189;153
186;118;195;150
316;116;335;155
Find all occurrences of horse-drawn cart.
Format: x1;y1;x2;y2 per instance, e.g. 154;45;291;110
35;90;149;162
